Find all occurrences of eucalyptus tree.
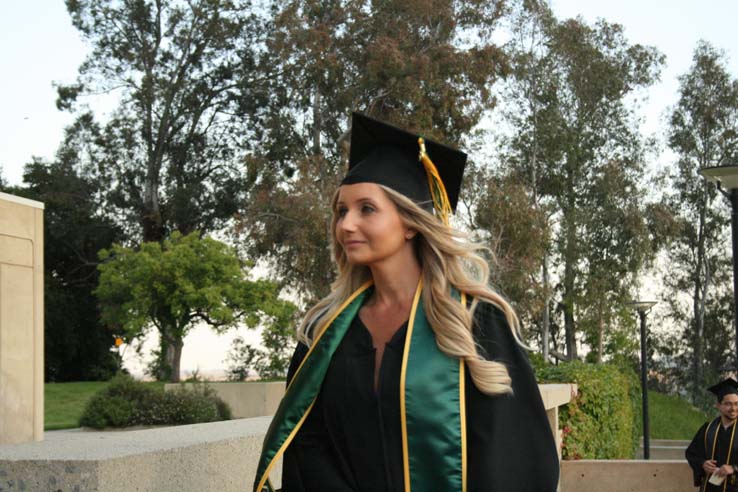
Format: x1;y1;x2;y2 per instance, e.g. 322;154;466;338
494;2;664;359
241;0;512;304
664;41;738;401
58;0;270;242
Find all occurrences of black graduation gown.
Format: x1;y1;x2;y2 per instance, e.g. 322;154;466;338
281;301;559;492
686;418;738;491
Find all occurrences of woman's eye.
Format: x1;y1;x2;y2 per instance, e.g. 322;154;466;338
337;207;348;217
361;204;375;214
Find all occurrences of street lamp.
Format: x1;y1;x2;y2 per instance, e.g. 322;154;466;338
629;300;657;460
699;165;738;372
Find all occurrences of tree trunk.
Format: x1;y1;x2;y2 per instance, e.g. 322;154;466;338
563;212;577;360
542;250;550;363
142;175;163;242
170;337;184;383
693;201;708;399
313;88;321;155
563;159;578;360
597;311;604;363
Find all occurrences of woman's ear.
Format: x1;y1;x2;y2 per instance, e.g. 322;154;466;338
405;229;417;240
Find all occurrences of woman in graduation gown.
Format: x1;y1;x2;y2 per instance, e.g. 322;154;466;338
253;113;559;492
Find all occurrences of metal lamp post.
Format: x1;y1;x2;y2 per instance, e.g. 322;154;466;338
629;300;657;460
699;165;738;372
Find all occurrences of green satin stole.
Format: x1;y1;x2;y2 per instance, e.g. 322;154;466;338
253;279;467;492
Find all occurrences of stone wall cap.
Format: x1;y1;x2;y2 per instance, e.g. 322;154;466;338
539;383;578;409
0;416;272;461
0;191;45;209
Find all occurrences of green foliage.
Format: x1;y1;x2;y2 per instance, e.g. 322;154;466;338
241;0;511;305
226;299;298;380
60;0;268;242
79;374;231;428
467;169;549;340
649;390;710;440
537;361;641;459
496;3;665;360
80;395;134;428
661;40;738;403
46;381;113;430
96;231;294;381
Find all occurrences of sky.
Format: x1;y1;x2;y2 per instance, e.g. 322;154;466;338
2;1;738;376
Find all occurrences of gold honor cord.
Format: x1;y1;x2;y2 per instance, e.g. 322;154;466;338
256;399;317;492
723;421;738;492
418;137;453;226
400;279;425;492
460;292;468;492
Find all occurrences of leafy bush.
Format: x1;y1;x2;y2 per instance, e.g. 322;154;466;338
537;360;641;459
79;374;232;428
79;394;133;428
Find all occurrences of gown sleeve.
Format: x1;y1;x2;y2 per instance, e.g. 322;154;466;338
281;343;355;492
685;422;709;487
465;301;560;492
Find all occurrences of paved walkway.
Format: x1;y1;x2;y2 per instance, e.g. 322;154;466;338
637;439;689;460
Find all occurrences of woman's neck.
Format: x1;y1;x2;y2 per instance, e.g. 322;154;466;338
368;255;422;309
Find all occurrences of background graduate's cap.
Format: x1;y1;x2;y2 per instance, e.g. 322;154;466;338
342;112;467;224
708;378;738;401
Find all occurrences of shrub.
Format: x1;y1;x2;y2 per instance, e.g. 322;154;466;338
160;385;221;425
79;394;133;428
537;360;641;459
79;374;232;429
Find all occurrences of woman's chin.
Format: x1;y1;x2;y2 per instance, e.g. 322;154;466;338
344;252;373;266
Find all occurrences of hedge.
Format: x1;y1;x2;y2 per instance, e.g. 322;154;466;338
536;360;642;459
79;374;232;429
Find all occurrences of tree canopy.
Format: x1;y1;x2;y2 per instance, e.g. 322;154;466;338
58;0;269;242
11;0;738;394
488;3;665;361
240;0;511;304
662;41;738;403
95;231;294;382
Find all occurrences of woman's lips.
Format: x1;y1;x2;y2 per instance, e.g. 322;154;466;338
344;240;365;248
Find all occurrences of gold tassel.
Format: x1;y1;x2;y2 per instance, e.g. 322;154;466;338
418;137;452;225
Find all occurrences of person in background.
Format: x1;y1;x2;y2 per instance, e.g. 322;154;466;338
253;112;559;492
686;378;738;491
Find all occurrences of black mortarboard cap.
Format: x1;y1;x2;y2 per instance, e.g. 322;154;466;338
342;112;467;219
708;378;738;401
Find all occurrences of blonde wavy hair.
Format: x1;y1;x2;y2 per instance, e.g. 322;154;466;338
298;184;521;396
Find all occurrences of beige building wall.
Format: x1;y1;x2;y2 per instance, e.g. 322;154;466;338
0;191;44;445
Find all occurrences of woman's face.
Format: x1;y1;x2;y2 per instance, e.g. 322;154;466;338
335;183;415;267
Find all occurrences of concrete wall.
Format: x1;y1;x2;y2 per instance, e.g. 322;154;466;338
0;192;44;445
560;460;694;492
2;420;698;492
539;383;577;462
169;382;577;443
165;382;285;419
0;418;281;491
0;384;575;491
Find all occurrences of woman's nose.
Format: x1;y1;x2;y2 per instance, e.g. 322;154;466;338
340;210;357;231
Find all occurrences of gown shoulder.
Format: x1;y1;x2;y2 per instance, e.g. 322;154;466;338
464;299;560;491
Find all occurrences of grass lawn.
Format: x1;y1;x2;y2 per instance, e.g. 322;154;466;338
649;390;710;440
45;380;165;430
